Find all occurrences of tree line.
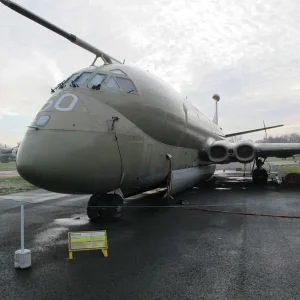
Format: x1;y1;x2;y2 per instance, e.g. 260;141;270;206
256;133;300;143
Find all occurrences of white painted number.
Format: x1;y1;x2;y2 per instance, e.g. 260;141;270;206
55;93;78;112
40;93;78;113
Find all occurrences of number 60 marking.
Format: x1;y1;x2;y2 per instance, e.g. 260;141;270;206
40;93;78;112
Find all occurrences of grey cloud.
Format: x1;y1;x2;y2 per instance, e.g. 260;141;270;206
1;0;300;143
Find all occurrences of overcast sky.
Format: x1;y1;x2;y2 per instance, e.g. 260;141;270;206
1;0;300;146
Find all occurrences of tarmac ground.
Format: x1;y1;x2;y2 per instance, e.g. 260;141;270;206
1;166;300;300
0;170;19;178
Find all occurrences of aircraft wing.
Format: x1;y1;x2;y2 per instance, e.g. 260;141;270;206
205;139;300;164
225;124;284;137
254;143;300;158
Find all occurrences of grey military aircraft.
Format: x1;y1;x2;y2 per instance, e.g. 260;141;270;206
0;144;18;163
2;0;300;222
0;146;13;163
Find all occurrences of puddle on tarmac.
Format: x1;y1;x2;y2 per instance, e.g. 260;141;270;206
33;226;66;251
32;215;88;252
54;216;89;226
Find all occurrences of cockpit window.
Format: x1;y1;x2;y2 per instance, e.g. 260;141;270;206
107;77;119;89
116;77;137;93
87;74;107;88
65;73;79;84
110;69;126;75
73;72;92;84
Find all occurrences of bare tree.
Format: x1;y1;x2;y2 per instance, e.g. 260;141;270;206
228;135;243;143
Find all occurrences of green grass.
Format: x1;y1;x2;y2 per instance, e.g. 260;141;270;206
267;157;298;162
0;162;17;171
0;177;37;195
274;164;300;173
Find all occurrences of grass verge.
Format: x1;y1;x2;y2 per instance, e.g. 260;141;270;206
0;162;17;171
0;177;37;196
268;157;298;162
274;164;300;173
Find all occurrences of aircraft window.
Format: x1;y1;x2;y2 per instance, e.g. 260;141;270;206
107;77;119;89
87;74;107;88
110;69;126;75
36;115;50;127
65;73;79;84
73;72;92;84
116;77;137;93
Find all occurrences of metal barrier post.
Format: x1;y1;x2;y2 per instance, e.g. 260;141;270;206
21;202;24;252
14;202;31;269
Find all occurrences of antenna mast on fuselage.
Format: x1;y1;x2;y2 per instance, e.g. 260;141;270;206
0;0;122;65
212;94;220;126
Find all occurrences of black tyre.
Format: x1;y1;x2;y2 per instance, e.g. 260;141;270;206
87;194;123;222
252;168;268;185
87;194;101;222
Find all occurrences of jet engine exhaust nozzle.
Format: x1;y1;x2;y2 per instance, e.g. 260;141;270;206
235;141;255;163
207;140;235;163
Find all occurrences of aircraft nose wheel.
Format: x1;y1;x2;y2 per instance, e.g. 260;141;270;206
87;193;123;222
252;168;268;184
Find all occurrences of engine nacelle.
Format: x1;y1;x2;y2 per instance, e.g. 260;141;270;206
207;140;235;163
169;165;216;196
235;141;255;163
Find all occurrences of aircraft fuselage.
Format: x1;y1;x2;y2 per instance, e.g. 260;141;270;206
17;64;224;196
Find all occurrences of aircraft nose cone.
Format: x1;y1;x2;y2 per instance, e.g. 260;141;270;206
17;129;122;194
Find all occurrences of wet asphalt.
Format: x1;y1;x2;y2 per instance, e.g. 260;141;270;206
1;167;300;300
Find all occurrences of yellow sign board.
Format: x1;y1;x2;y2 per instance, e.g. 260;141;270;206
68;231;108;259
236;168;242;171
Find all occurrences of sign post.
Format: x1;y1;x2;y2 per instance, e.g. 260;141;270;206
68;231;108;259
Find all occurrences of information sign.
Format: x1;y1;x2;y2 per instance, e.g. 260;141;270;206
68;230;108;259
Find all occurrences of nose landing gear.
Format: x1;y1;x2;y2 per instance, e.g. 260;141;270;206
87;192;123;222
252;158;268;184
